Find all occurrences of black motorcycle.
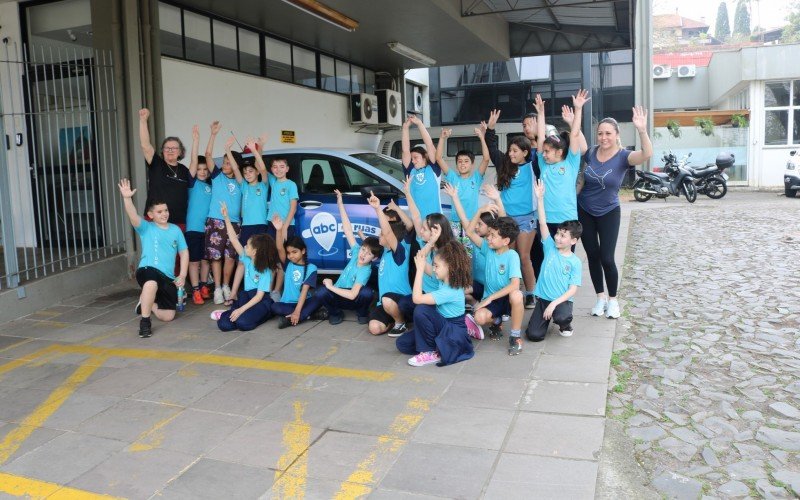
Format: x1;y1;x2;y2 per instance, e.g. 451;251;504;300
633;152;697;203
686;152;735;199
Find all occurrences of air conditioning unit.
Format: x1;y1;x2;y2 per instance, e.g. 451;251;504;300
376;89;402;126
413;86;423;113
350;93;378;125
677;64;696;78
652;64;671;79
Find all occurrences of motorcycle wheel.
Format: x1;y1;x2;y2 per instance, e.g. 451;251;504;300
786;187;798;198
632;180;652;202
682;179;697;203
705;176;727;199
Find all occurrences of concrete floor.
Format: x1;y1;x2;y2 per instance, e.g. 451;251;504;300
0;210;628;499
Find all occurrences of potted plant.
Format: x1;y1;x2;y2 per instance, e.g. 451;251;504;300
666;119;681;138
694;117;715;137
730;113;748;128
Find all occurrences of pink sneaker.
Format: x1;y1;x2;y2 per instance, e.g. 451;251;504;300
209;309;226;321
408;351;441;367
465;313;484;340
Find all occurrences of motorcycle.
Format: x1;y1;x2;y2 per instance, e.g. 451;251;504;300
633;152;697;203
686;152;735;199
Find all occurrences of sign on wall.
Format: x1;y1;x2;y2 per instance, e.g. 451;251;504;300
281;130;296;144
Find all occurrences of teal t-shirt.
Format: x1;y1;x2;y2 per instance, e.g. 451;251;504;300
267;176;299;226
186;178;212;232
280;261;317;303
480;240;522;299
377;240;411;304
335;243;373;289
471;241;486;285
431;283;466;318
534;236;582;301
207;167;243;222
240;254;271;293
416;237;440;293
445;170;483;222
406;163;442;220
538;149;581;223
241;181;269;226
499;161;535;217
135;221;187;279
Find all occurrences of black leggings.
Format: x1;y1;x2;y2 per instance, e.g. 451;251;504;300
578;206;621;297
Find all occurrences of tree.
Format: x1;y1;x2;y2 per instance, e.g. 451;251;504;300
733;0;750;37
783;1;800;43
715;1;731;40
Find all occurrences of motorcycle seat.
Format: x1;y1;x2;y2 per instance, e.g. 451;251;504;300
688;165;717;175
647;172;671;179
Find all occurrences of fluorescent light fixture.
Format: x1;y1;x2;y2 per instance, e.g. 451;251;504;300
280;0;359;32
387;42;437;67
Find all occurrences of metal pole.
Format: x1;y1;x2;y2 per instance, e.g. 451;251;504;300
0;69;20;289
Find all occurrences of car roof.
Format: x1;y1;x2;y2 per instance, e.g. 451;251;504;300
259;148;379;156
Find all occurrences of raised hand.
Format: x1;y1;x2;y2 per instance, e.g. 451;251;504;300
117;178;136;198
487;109;501;129
572;89;590;109
367;191;381;209
561;105;574;126
534;178;545;200
224;136;235;151
402;175;412;194
210;120;221;135
245;137;258;154
534;94;545;115
258;132;268;149
408;114;422;126
414;249;427;269
387;198;401;212
138;108;150;121
403;115;413;128
440;128;452;139
632;106;648;131
272;215;284;232
192;125;200;141
475;121;487;138
482;183;500;201
333;189;344;202
443;182;458;199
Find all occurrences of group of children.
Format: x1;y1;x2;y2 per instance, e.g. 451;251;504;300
126;92;593;362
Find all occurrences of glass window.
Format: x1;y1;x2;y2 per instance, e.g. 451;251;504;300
602;50;633;64
765;81;790;107
350;153;406;182
239;28;260;75
440;66;464;88
464;64;491;84
553;53;582;80
183;10;212;64
342;163;382;190
320;55;336;91
600;65;633;88
351;65;365;94
213;20;237;70
495;86;525;122
795;109;800;144
301;158;337;193
514;56;550;81
446;136;483;157
794;81;800;106
364;69;376;94
765;110;788;145
159;3;183;58
293;45;317;88
265;37;292;82
335;60;351;94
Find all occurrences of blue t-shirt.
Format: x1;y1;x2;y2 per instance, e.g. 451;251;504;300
280;261;317;304
416;237;440;293
207;167;243;222
267;176;299;226
538;149;581;223
135;221;187;279
534;236;582;301
472;241;486;285
499;161;535;216
445;170;483;223
431;283;466;318
404;163;442;220
240;254;272;293
186;177;212;233
241;181;269;226
377;240;411;304
335;243;373;289
480;240;522;300
578;147;633;217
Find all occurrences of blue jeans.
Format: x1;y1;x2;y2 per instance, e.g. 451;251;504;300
303;286;373;318
217;288;274;331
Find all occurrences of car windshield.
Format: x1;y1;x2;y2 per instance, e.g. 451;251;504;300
350;152;406;183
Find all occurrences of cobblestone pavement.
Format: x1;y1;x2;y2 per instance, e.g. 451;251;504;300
608;192;800;499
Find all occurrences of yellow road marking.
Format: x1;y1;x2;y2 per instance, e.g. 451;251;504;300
0;356;107;465
0;471;122;499
52;344;394;381
0;338;34;355
0;345;60;378
272;401;311;499
333;398;433;499
128;410;183;453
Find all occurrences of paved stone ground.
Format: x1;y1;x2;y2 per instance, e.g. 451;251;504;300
606;191;800;499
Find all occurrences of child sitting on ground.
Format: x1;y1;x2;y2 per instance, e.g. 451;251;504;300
118;178;188;339
185;125;213;305
525;179;582;341
211;202;278;331
302;189;382;325
396;237;475;367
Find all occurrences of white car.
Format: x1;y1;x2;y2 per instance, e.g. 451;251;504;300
785;150;800;198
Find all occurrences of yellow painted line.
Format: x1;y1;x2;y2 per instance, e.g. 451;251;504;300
0;471;123;499
52;344;394;382
0;356;107;465
333;398;433;499
0;338;34;355
34;320;69;329
0;345;60;378
272;401;311;499
128;410;182;453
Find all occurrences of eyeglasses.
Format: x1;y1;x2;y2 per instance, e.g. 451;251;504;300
163;147;180;152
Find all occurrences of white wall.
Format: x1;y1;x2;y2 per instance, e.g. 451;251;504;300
161;58;380;154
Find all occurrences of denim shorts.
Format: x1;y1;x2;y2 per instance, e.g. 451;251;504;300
510;212;536;233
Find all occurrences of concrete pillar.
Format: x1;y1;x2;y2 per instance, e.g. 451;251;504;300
634;0;653;170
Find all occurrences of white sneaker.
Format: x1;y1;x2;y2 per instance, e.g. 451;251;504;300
501;314;510;322
209;309;226;321
213;288;224;305
559;327;574;337
222;285;232;301
606;300;621;319
591;298;608;317
408;351;441;367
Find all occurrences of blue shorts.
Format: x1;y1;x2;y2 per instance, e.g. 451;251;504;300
510;212;536;233
185;231;205;262
239;224;269;246
482;295;510;320
470;281;484;300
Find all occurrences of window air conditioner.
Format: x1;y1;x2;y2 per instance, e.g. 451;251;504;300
652;64;671;79
350;93;378;125
376;89;402;127
677;64;696;78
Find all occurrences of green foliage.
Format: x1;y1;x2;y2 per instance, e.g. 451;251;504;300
666;119;681;138
733;0;750;36
783;1;800;43
730;113;749;127
613;370;632;393
716;1;731;40
694;117;715;136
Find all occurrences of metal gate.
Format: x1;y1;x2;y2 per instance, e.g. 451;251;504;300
0;41;127;291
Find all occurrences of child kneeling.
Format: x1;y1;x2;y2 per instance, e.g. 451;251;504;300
212;202;278;331
396;235;475;367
